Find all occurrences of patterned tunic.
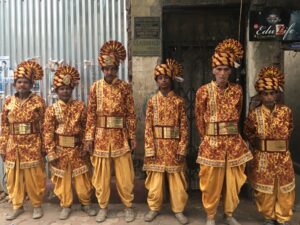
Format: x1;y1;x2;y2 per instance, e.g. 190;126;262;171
0;93;45;169
244;104;295;194
85;78;136;158
143;91;188;173
195;81;252;167
44;99;89;178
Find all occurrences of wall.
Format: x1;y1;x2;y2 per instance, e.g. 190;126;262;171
131;0;161;159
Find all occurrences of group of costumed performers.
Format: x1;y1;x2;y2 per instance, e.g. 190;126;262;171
0;39;295;225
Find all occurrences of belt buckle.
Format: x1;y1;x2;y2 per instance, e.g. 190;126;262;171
107;117;123;128
266;140;286;152
16;123;30;135
219;122;237;135
163;127;179;139
59;136;75;148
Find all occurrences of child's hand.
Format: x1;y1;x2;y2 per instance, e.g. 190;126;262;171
175;154;185;163
129;139;137;150
84;140;94;154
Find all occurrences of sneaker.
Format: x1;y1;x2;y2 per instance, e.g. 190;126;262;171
81;205;97;216
6;207;25;220
32;207;43;219
206;219;216;225
263;219;276;225
174;212;189;224
59;207;71;220
125;207;135;222
224;216;242;225
96;208;108;223
144;210;159;222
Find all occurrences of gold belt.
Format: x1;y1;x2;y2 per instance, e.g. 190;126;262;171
57;135;80;148
97;116;124;128
205;121;238;136
9;122;39;135
258;139;288;152
154;126;180;139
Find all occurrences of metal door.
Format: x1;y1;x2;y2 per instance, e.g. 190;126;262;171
163;6;246;190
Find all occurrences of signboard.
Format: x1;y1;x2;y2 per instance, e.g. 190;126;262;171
249;8;300;41
132;17;161;56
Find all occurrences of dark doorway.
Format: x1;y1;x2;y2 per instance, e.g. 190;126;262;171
162;5;248;190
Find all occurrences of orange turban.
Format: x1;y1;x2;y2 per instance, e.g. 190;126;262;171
53;65;80;88
14;60;43;81
154;59;184;82
255;66;284;92
98;40;126;67
212;39;244;68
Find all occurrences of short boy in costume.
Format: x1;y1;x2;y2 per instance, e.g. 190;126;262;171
143;59;189;225
244;66;295;225
44;65;96;220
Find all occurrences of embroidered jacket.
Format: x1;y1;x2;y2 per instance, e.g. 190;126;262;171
0;93;45;169
85;78;136;158
143;91;188;173
44;99;90;178
244;104;295;194
195;81;252;167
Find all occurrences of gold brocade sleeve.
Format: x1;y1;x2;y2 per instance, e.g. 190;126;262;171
177;100;188;156
44;106;58;162
125;87;136;140
195;86;207;137
243;109;258;149
144;98;155;157
0;97;11;155
85;82;97;141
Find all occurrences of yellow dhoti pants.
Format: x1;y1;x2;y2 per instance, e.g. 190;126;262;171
254;181;295;223
199;164;246;219
6;157;46;209
91;152;134;209
145;171;188;213
51;163;93;208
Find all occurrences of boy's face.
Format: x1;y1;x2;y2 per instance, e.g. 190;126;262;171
260;90;278;108
213;65;232;86
56;85;73;102
102;65;118;79
14;78;33;94
156;74;171;89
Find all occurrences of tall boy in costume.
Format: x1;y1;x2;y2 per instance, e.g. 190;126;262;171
195;39;252;225
0;61;46;220
85;40;137;223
